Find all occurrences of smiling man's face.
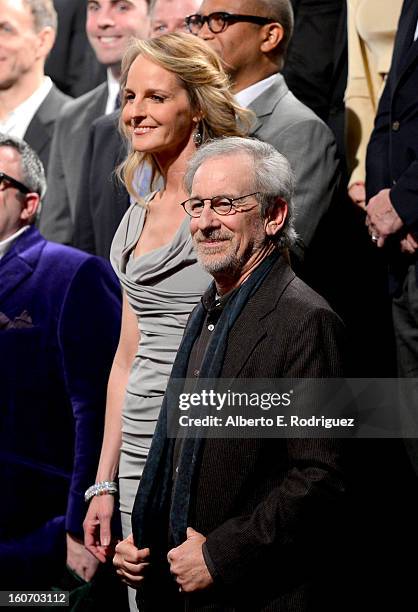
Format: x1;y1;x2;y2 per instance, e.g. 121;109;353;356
86;0;150;69
190;153;268;279
0;0;48;91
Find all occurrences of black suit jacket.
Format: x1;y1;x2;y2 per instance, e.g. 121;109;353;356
366;0;418;290
73;112;130;258
46;0;106;97
24;85;70;174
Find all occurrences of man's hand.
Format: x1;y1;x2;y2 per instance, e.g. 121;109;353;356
366;188;404;247
66;533;100;582
167;527;213;593
113;534;150;589
83;494;115;563
400;232;418;255
348;181;367;211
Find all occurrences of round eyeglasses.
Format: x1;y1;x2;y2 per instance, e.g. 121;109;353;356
180;192;260;218
185;12;275;35
0;172;30;194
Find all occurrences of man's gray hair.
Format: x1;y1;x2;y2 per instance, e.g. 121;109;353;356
184;136;297;250
22;0;57;32
0;133;47;200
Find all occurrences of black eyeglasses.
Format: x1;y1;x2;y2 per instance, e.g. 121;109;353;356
0;172;30;194
181;192;260;218
185;12;275;35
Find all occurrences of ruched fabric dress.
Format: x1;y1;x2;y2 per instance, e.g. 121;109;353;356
110;192;211;527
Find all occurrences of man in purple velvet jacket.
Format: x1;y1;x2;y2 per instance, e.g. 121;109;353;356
0;134;122;589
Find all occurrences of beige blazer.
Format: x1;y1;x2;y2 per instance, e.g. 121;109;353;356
345;0;402;186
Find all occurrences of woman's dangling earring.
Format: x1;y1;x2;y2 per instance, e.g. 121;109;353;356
193;123;203;146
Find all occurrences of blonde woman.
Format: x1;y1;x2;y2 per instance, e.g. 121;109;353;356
83;33;250;578
345;0;402;209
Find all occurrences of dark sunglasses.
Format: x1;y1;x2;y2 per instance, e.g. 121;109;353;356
0;171;30;194
186;12;275;35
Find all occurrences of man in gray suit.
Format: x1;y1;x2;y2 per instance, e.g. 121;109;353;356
187;0;339;262
0;0;70;173
39;0;152;244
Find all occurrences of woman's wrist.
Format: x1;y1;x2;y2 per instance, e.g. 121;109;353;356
84;480;118;503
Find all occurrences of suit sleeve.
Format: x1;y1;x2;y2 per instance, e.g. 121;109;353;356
39;112;75;245
57;256;122;535
277;119;340;258
390;160;418;234
365;72;392;201
365;19;418;233
203;308;346;594
73;123;97;254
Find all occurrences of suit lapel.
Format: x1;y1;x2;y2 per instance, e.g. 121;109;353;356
222;256;296;378
0;228;45;303
392;0;418;80
24;86;68;158
24;110;50;161
398;38;418;77
248;74;288;134
89;82;108;117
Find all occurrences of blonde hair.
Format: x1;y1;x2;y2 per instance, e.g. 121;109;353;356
117;33;253;200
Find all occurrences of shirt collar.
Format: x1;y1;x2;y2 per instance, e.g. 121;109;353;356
0;77;53;139
234;73;279;108
105;68;121;115
0;225;30;260
201;283;238;313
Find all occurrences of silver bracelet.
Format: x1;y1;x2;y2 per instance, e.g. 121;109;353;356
84;480;118;503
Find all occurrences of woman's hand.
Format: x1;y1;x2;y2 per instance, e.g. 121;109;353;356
348;181;367;211
83;494;116;563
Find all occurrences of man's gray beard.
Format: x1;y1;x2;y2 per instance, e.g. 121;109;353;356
193;222;268;277
196;249;243;276
195;238;267;277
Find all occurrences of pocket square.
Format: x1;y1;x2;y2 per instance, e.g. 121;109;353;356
0;310;33;330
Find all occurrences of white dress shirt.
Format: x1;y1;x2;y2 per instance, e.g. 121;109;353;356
0;226;30;260
105;69;121;115
0;77;53;139
235;73;279;108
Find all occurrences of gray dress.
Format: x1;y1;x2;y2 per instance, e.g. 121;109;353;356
110;193;211;517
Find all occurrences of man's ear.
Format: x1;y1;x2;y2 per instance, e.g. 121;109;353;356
20;193;40;223
265;197;288;237
260;22;284;54
35;26;56;61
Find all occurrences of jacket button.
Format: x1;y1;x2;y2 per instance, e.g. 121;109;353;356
392;120;400;131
